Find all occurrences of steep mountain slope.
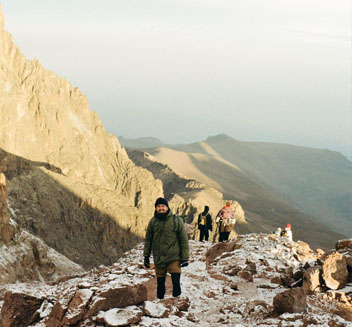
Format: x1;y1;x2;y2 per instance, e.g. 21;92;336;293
0;171;84;283
0;7;167;270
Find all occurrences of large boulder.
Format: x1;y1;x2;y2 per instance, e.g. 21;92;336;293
302;267;322;294
205;239;238;268
61;289;93;325
273;288;307;314
322;252;348;290
85;283;147;317
96;306;143;327
1;291;44;327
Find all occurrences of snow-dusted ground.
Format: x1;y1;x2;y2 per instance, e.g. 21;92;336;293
0;219;84;285
1;233;351;326
168;236;349;327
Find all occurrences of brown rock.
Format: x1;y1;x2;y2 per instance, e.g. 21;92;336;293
46;289;76;327
61;289;93;325
143;301;169;318
322;252;348;290
335;302;352;322
270;277;284;285
96;306;142;326
161;296;190;312
185;312;198;322
85;283;147;317
345;252;352;268
237;271;253;282
302;267;322;294
292;265;305;280
281;275;297;288
273;288;307;314
209;271;230;281
1;291;44;327
245;260;257;275
205;240;237;268
336;239;352;251
293;241;319;262
184;223;194;240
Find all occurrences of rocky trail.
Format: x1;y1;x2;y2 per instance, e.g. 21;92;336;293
1;233;352;326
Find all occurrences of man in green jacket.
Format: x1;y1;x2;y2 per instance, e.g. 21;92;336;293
144;197;189;299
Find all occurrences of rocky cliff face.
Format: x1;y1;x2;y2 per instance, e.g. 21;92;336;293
0;168;84;284
0;7;164;270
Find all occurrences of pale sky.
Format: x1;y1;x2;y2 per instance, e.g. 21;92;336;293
1;1;351;158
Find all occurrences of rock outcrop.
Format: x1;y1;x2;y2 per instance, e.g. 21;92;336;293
0;7;164;271
273;288;307;314
0;165;84;284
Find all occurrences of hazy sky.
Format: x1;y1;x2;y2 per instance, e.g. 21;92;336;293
1;1;351;158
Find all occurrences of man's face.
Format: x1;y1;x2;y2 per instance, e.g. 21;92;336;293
156;204;168;213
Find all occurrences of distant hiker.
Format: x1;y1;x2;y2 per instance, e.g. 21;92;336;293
143;197;190;299
273;227;282;235
197;205;213;242
281;224;293;241
215;201;236;242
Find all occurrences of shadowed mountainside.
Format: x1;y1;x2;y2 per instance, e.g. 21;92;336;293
0;149;143;269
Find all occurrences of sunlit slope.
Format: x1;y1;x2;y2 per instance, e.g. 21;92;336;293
143;145;345;249
170;134;351;237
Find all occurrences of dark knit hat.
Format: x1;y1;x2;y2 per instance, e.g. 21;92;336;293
204;205;209;211
155;197;169;208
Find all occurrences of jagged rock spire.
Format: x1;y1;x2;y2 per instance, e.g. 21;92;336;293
0;5;4;30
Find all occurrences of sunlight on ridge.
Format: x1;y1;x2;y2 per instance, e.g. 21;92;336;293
199;142;241;171
152;147;222;190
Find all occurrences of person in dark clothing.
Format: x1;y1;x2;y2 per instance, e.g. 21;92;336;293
144;197;189;299
197;206;213;241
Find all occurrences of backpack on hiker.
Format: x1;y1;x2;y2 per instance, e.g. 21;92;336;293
221;206;235;227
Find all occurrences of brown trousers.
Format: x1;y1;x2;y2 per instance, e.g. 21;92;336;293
155;261;181;277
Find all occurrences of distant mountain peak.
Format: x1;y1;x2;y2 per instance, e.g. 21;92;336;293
120;136;164;143
206;133;235;142
119;136;165;149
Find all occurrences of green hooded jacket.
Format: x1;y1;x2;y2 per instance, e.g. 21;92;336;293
143;210;189;268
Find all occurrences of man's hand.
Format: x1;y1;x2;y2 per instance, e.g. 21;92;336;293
144;256;150;269
179;260;189;267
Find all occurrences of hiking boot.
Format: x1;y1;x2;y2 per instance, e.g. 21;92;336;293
171;273;181;297
157;277;166;299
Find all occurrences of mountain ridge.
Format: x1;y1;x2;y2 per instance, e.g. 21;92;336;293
120;134;351;248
